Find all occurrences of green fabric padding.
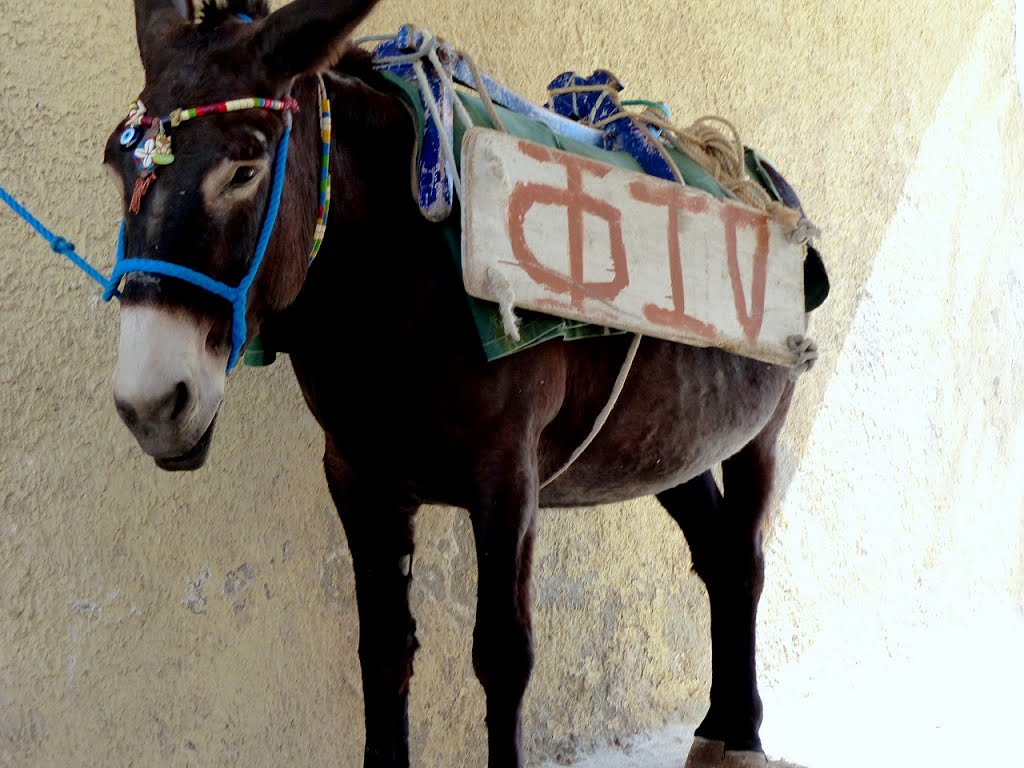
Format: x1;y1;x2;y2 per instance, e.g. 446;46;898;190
242;333;277;367
383;73;823;361
379;71;731;198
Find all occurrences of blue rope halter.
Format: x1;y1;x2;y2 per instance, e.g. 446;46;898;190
107;109;295;372
0;17;332;374
0;78;343;374
0;110;294;374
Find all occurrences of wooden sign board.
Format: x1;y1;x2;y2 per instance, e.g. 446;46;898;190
460;127;806;366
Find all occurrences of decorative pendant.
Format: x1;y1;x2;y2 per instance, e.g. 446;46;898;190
119;126;142;150
133;136;158;172
132;122;176;172
151;130;175;166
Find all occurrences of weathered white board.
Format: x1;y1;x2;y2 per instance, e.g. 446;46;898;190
460;127;807;366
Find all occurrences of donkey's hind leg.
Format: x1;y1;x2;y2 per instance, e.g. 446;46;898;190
325;441;420;768
657;382;795;766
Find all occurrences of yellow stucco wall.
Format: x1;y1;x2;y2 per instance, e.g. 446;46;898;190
2;1;1022;767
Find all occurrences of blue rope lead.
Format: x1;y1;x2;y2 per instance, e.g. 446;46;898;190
1;84;295;373
0;185;112;291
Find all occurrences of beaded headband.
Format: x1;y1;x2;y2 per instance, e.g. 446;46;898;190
117;95;301;213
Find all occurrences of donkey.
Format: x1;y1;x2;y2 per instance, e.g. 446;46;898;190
106;1;820;766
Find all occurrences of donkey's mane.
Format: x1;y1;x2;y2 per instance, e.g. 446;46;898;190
196;0;270;30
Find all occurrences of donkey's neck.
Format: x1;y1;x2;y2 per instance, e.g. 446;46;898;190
261;58;464;357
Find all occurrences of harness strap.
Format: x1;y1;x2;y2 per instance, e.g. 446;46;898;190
539;333;643;490
308;75;332;264
109;104;297;372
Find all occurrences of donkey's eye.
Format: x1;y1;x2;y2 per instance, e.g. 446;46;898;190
230;166;260;187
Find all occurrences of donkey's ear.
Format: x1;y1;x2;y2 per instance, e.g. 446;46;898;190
257;0;380;85
135;0;194;70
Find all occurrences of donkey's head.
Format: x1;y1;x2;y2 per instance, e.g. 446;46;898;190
107;0;378;470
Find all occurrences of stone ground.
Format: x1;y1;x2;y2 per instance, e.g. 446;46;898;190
537;724;805;768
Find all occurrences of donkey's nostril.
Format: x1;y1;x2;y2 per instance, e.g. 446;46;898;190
114;381;193;428
115;399;138;428
144;381;192;424
169;381;191;422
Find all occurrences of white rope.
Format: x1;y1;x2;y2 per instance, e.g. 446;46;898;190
426;45;477;133
485;266;521;341
363;31;436;65
458;51;507;132
382;31;524;338
371;32;480;209
540;333;643;489
786;216;822;245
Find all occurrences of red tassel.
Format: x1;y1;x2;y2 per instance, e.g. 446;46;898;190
129;173;156;214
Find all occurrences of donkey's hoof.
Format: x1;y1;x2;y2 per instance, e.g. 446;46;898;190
684;736;726;768
722;750;768;768
787;334;819;377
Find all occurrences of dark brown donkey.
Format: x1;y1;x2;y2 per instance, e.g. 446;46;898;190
106;1;820;766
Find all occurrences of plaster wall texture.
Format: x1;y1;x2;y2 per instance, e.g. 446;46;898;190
0;1;1020;767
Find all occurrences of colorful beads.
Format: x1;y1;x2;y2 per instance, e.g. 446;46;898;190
308;77;332;264
119;87;313;225
125;101;147;128
124;94;299;136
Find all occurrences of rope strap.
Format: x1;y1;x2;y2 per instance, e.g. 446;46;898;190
540;333;643;489
0;75;325;375
0;185;111;290
140;97;301;129
547;80;819;242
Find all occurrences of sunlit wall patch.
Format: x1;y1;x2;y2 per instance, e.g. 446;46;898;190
1016;0;1024;106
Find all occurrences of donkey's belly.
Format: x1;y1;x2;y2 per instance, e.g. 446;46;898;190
539;341;790;507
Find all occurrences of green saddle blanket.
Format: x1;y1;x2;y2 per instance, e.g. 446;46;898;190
381;71;828;362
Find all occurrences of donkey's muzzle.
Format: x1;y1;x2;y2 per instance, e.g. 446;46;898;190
112;304;227;471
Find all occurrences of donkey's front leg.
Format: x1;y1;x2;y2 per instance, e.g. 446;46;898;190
469;456;539;768
325;442;420;768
